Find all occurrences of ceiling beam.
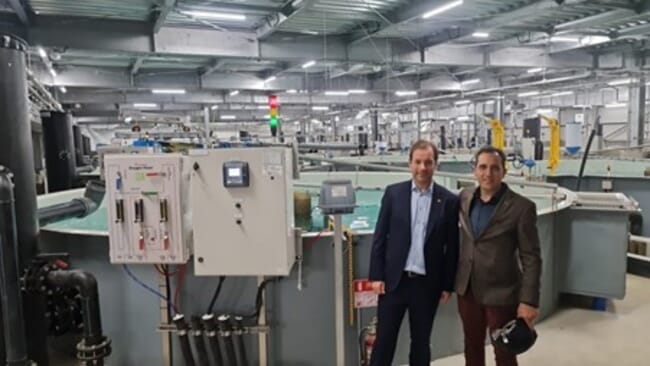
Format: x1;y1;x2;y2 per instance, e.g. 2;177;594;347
152;0;176;34
256;0;318;40
6;0;32;25
200;59;226;77
554;8;636;32
130;57;146;75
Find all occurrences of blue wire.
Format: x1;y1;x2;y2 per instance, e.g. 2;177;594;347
122;264;179;314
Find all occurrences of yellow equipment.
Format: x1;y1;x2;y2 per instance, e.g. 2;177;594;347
489;119;505;151
539;114;560;175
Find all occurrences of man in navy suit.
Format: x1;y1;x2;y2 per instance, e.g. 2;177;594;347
369;140;460;366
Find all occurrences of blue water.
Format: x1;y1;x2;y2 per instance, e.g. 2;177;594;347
44;189;386;234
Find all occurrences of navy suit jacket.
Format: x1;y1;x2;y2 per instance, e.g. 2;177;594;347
369;180;460;293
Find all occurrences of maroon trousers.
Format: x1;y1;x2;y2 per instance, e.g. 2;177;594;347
457;288;518;366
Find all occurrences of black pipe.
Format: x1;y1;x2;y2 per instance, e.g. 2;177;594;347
189;316;210;366
38;180;105;227
231;316;248;366
46;270;110;365
73;125;85;167
202;314;223;366
0;168;30;366
217;315;237;366
576;116;600;192
0;33;48;365
173;314;195;366
42;111;77;192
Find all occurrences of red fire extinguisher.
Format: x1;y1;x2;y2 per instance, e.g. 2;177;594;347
360;317;378;366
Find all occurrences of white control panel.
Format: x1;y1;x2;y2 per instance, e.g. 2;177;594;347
105;154;191;264
189;148;295;276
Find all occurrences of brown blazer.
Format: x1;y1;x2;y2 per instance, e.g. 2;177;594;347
455;186;542;307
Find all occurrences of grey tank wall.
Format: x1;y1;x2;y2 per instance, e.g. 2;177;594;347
39;210;559;365
549;176;650;237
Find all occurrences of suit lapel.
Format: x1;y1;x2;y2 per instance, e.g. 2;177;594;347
460;189;475;241
402;181;412;245
424;183;443;244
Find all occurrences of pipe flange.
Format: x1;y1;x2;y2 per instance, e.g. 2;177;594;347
0;34;28;52
76;336;112;362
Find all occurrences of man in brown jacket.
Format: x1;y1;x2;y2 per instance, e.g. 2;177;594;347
456;146;542;366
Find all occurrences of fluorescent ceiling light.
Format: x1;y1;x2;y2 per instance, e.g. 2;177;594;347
457;115;471;121
59;86;67;93
550;91;574;97
182;11;246;21
518;91;540;97
312;106;329;111
263;114;271;119
37;47;47;58
536;108;554;114
286;89;297;94
460;78;480;86
395;91;417;96
152;89;186;94
527;67;544;73
422;0;463;19
210;105;219;110
301;30;318;35
133;103;157;108
472;32;489;38
49;68;57;77
348;89;367;94
220;115;237;120
608;78;633;86
124;116;133;123
484;100;495;105
550;36;579;43
605;102;627;109
455;100;471;105
325;91;349;96
229;90;239;96
257;105;269;110
302;60;316;69
264;76;276;83
580;35;610;46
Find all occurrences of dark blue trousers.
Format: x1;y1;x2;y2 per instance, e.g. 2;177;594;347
370;275;441;366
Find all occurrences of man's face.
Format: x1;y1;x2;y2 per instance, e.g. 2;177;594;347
409;147;436;187
474;152;506;191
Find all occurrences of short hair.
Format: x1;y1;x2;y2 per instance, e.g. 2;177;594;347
409;140;439;163
473;146;506;170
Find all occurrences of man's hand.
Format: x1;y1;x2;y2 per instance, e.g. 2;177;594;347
517;303;539;328
440;291;452;304
370;281;385;295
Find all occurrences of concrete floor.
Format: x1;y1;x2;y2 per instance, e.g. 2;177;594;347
433;274;650;366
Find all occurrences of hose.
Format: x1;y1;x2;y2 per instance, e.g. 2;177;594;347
232;316;248;366
576;116;600;191
202;314;223;366
217;315;237;366
190;316;210;366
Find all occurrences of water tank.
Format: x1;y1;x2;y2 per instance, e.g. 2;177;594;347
565;122;581;155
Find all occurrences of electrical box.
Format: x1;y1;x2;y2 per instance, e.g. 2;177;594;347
105;154;191;264
319;180;356;215
189;148;295;276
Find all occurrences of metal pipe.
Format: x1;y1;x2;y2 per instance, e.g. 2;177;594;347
190;316;210;366
334;214;345;366
46;269;111;365
232;316;248;366
173;314;196;366
0;167;29;366
298;155;410;172
0;33;48;365
391;72;593;107
202;314;224;366
217;315;237;366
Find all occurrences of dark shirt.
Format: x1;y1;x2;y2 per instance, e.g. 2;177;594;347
470;183;508;238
